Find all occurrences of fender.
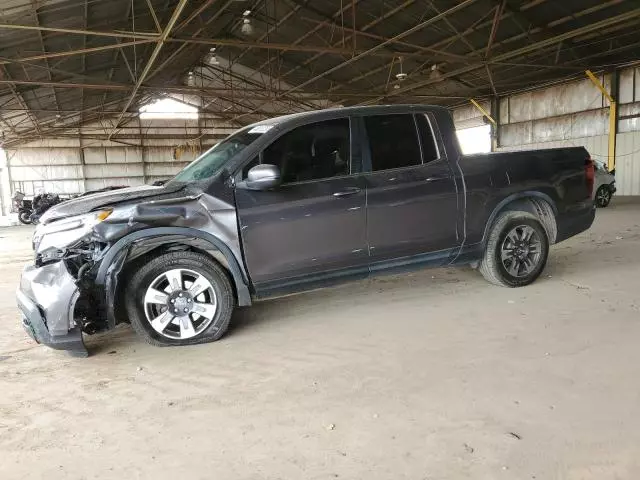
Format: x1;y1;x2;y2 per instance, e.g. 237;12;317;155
481;191;558;245
95;227;252;308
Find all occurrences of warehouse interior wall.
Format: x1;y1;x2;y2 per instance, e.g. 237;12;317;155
0;111;236;215
0;148;10;217
492;66;640;195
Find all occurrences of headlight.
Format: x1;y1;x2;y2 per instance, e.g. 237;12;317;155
34;210;112;252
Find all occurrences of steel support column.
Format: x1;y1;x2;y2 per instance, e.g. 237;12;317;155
586;69;618;171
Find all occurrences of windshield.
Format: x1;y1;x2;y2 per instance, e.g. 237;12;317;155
169;128;265;184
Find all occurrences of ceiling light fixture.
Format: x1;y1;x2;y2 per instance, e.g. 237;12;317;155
429;64;442;81
241;10;253;36
206;47;219;66
395;56;408;82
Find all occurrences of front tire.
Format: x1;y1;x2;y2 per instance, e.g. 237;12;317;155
125;251;235;347
595;186;612;208
479;212;549;287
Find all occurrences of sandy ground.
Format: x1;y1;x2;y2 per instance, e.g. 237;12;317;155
1;200;640;480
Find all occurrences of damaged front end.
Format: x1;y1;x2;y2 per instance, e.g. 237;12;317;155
16;180;252;357
17;209;115;357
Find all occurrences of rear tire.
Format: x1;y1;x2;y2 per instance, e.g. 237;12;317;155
479;211;549;287
595;186;612;208
18;210;32;224
125;251;235;347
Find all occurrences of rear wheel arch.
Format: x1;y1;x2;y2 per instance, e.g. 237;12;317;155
482;193;558;246
479;211;550;287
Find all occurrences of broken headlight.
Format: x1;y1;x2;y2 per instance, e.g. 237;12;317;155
34;210;112;253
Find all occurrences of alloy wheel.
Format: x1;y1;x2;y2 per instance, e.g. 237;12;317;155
500;225;543;277
143;268;218;340
596;188;611;207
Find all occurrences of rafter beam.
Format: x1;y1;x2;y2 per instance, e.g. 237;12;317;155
486;1;507;59
0;66;43;136
199;64;318;110
298;16;477;63
425;0;477;53
108;0;189;139
168;37;412;57
146;0;232;81
29;1;61;113
0;22;157;39
0;39;156;66
330;0;627;101
234;0;479;121
232;0;310;67
146;0;163;33
360;7;640;105
175;0;218;32
275;0;406;82
0;78;474;100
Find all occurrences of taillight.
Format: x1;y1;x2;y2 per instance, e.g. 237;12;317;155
585;156;595;197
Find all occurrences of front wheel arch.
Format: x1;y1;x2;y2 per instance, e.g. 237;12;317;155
124;250;235;346
113;240;235;324
96;228;252;330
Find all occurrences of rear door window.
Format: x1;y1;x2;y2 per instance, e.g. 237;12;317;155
415;114;440;163
364;114;422;171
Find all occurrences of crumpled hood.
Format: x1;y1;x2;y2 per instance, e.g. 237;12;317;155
40;183;187;224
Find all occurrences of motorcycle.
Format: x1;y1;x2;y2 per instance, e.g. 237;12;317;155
30;193;62;224
12;191;33;225
12;192;63;224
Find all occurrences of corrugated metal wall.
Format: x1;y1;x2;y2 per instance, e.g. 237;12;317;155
617;132;640;195
4;117;229;202
6;145;195;197
492;66;640;196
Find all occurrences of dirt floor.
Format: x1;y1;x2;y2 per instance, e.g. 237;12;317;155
1;200;640;480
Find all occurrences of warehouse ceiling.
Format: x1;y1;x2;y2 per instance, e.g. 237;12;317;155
0;0;639;146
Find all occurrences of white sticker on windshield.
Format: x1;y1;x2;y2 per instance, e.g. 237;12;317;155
248;125;273;134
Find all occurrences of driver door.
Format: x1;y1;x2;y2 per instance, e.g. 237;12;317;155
234;117;368;291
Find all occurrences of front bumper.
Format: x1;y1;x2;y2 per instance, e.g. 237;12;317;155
16;262;88;357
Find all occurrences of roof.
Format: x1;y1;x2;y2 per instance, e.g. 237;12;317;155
252;104;451;126
1;0;639;146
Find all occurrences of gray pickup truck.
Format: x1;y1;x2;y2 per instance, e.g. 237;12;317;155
17;105;596;356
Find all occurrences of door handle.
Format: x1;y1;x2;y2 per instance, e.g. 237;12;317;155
426;175;450;183
333;187;361;198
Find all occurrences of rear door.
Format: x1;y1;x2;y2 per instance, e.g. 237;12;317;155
362;113;460;265
234;117;368;289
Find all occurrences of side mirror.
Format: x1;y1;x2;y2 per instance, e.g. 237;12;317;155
244;164;281;190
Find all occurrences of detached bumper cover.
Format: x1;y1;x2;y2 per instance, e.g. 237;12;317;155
16;262;87;357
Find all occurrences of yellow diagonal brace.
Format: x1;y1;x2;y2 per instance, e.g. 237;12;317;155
585;70;614;103
470;98;496;126
585;70;616;171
